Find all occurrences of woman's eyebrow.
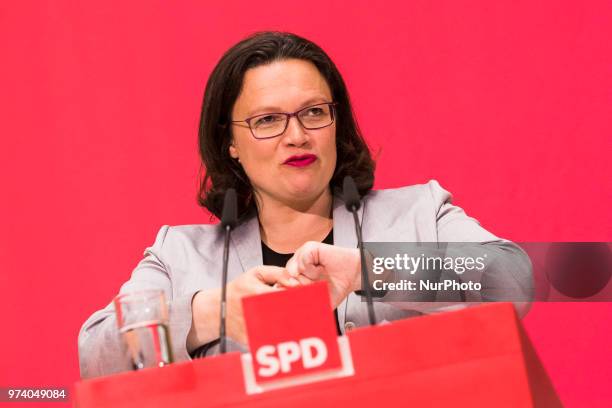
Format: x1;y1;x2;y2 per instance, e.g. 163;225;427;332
246;96;330;117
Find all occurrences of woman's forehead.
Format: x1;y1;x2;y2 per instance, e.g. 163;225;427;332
235;59;332;115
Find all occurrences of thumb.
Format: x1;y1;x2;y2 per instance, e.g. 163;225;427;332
253;266;287;285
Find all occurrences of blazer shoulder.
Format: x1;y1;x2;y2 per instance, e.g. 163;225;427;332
359;180;455;241
365;179;452;210
144;223;224;262
166;223;221;239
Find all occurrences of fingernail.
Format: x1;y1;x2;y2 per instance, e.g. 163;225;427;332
289;278;299;286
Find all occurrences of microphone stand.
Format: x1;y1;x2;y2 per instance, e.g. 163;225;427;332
343;176;376;326
219;223;231;354
219;188;237;354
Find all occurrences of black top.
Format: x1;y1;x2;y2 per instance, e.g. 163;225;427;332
261;229;342;336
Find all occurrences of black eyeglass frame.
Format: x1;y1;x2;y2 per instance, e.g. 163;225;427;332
230;102;338;140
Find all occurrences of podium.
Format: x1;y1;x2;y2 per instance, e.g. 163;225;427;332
74;302;561;407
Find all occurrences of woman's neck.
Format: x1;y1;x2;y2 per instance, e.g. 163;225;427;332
257;188;333;254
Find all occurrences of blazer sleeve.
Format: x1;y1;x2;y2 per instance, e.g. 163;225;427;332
374;180;534;318
78;225;199;379
427;180;534;316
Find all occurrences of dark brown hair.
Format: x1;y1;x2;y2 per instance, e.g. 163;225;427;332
198;31;375;221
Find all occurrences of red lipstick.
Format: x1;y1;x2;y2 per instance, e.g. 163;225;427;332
283;154;317;167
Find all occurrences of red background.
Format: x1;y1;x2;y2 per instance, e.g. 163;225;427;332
1;1;610;406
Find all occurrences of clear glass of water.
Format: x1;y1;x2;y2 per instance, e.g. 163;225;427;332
113;289;174;370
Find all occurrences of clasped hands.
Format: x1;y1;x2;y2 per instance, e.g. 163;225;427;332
216;242;361;346
240;242;361;308
282;242;362;306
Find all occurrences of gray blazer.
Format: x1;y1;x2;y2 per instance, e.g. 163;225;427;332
78;180;533;378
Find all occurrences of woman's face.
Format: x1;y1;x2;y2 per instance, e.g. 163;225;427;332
229;58;337;208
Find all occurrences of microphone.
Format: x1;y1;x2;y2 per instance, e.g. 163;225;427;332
219;188;237;354
343;176;376;326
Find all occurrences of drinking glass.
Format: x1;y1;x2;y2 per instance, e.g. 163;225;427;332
114;289;174;370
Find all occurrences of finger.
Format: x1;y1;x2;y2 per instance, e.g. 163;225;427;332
300;264;326;281
296;242;321;280
298;256;321;280
285;257;299;277
251;279;281;295
279;276;301;287
296;273;314;286
253;266;288;285
274;277;301;289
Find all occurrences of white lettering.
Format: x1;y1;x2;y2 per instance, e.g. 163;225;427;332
277;341;301;373
256;337;330;378
300;337;327;369
373;257;384;274
256;345;279;377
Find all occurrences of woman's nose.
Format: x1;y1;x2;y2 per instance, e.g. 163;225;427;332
281;116;309;146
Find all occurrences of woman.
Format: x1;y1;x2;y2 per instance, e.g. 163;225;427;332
78;32;533;379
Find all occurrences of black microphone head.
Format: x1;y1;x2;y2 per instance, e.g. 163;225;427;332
343;176;361;211
221;188;238;229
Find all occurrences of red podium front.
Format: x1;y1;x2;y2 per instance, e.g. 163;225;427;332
74;303;561;407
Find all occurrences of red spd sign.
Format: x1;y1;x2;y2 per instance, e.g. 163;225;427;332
242;281;342;384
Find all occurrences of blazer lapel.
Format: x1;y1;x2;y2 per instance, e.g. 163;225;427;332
232;193;364;269
332;193;363;249
231;215;263;276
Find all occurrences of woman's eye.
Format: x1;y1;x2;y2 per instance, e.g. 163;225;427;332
306;107;324;116
254;115;280;127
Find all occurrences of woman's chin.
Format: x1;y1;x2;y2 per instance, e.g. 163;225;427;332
283;182;327;202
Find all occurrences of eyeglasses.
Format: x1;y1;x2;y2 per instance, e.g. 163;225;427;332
231;102;337;140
